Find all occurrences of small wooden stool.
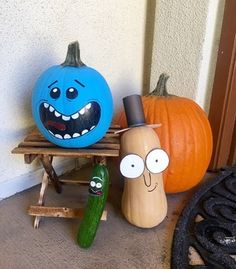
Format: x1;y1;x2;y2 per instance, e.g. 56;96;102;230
12;125;120;228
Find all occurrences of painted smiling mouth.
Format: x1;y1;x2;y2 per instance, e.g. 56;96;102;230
89;188;103;196
40;101;101;139
148;183;158;192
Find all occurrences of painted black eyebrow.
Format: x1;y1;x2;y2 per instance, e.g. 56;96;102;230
74;79;85;88
48;80;58;88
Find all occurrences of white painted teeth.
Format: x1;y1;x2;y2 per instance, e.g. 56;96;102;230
43;102;92;121
81;129;88;135
79;102;91;115
62;115;70;121
79;108;85;115
72;112;79;119
73;133;80;138
44;102;97;140
54;111;61;117
86;103;91;110
44;103;49;108
49;126;96;139
64;134;71;139
49;106;54;112
55;134;62;139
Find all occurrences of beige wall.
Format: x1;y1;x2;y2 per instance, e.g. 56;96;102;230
149;0;225;112
0;0;225;199
0;0;146;198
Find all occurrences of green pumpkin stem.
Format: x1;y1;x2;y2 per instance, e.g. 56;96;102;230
61;41;85;67
148;73;170;97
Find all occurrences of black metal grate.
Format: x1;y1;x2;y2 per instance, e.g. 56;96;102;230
171;167;236;269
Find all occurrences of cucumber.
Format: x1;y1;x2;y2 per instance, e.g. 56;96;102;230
77;163;109;248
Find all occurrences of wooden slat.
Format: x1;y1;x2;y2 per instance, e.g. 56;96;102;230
107;128;121;133
99;137;119;144
12;126;121;159
88;143;120;150
20;141;55;147
18;141;120;150
28;206;107;220
59;179;89;185
104;133;119;138
12;146;119;157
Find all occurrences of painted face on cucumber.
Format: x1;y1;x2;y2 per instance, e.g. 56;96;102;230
89;176;104;196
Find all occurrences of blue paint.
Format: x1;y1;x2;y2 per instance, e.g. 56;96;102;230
32;64;113;148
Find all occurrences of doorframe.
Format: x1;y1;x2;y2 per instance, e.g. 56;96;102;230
208;0;236;170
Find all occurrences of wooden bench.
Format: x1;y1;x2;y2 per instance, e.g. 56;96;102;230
12;125;120;228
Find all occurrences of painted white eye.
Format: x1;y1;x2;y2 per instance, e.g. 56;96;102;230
120;154;144;179
96;182;102;188
90;181;96;187
146;148;169;174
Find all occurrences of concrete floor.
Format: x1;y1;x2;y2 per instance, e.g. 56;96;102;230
0;162;207;269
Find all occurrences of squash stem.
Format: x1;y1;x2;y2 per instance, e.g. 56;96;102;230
61;41;85;67
148;73;170;97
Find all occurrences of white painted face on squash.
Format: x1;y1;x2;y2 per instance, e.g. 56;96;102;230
120;126;168;228
120;148;169;192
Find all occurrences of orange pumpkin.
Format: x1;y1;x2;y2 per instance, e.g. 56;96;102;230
116;74;213;193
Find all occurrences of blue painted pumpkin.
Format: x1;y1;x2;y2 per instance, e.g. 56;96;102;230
32;41;113;148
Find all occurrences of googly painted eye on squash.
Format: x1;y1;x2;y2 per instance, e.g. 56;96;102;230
146;148;169;174
50;87;61;99
66;87;78;99
120;154;144;179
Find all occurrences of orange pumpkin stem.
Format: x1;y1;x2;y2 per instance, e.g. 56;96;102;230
148;73;170;97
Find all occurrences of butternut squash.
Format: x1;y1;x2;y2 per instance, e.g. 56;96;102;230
120;126;168;228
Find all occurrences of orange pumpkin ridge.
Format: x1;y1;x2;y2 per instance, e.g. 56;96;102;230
116;74;213;193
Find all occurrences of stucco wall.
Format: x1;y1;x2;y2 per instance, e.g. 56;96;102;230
150;0;225;111
0;0;225;199
0;0;146;199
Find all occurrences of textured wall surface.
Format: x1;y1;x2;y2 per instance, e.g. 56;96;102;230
0;0;225;198
0;0;146;196
150;0;224;110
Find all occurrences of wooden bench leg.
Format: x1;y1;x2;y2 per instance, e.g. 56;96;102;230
33;171;49;228
39;155;62;193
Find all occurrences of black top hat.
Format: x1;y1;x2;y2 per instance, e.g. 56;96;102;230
115;94;161;134
123;94;146;127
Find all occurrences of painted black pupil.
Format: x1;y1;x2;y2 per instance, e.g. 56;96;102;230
66;87;78;99
131;164;135;167
50;87;60;99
